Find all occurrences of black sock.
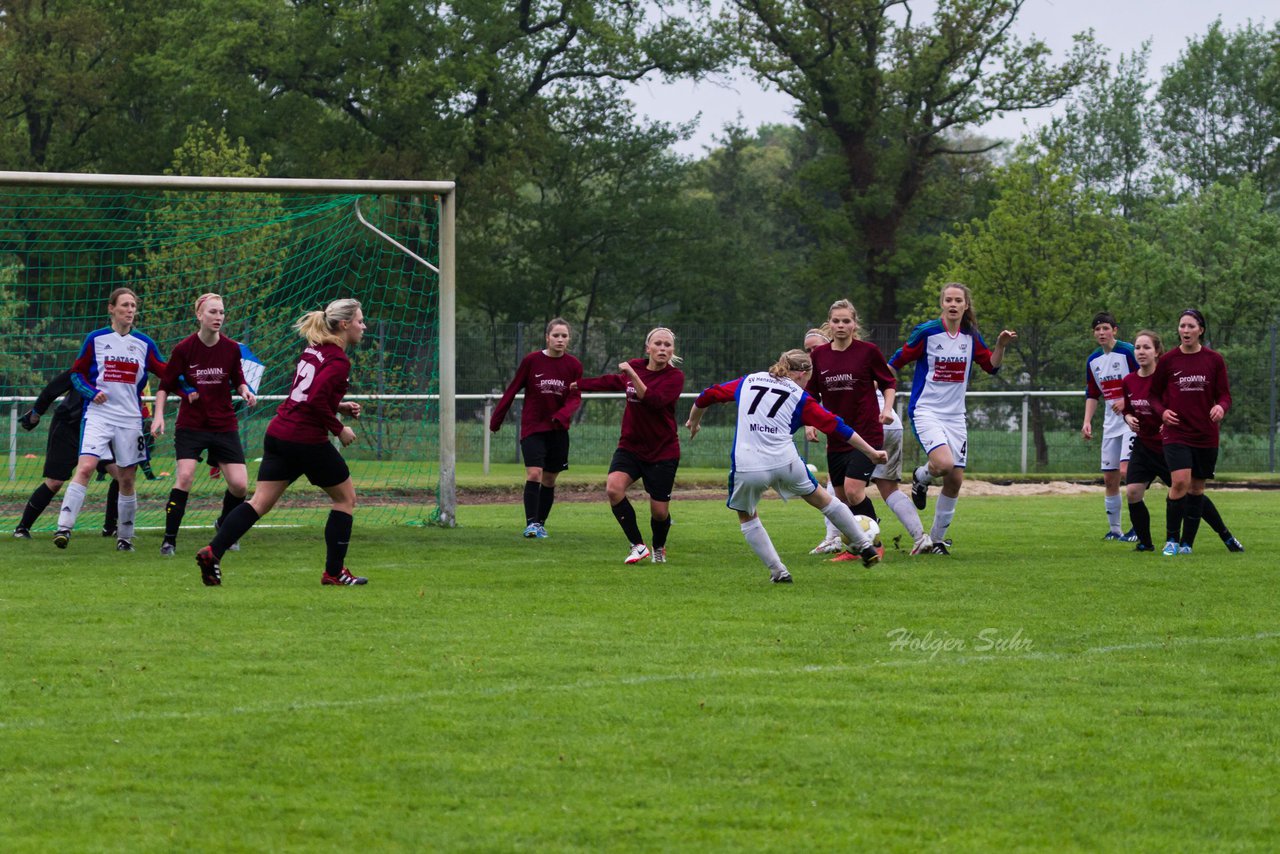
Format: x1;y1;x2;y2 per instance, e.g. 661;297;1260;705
164;488;189;542
19;483;57;531
218;489;245;529
324;510;354;576
1201;496;1228;539
523;480;540;525
1128;500;1152;548
1182;493;1204;546
610;498;644;545
651;515;672;549
1165;495;1187;543
851;496;878;522
104;479;120;531
537;484;556;524
210;502;259;558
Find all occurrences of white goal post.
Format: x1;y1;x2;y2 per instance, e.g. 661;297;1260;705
0;170;459;526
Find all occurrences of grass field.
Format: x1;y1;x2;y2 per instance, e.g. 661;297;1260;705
2;490;1277;851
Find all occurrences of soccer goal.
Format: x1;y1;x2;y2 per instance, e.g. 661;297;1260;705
0;171;457;530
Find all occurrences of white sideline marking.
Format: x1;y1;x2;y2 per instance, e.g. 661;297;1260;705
3;632;1277;732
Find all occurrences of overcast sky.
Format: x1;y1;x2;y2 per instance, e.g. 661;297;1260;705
627;0;1274;156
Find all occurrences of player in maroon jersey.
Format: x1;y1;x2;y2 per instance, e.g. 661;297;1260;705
490;318;583;538
151;293;257;557
574;327;685;565
1122;329;1241;554
1148;309;1234;556
196;298;367;587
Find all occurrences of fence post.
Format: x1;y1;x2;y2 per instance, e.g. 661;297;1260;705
8;402;17;481
1021;394;1029;475
483;396;493;475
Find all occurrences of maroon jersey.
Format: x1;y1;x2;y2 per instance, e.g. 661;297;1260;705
161;333;247;433
266;343;351;444
805;340;895;451
578;358;684;462
490;350;583;439
1149;346;1231;449
1121;371;1163;453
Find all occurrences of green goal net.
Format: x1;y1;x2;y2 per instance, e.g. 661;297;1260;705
1;177;452;533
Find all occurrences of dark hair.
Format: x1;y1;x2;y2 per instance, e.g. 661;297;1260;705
1091;312;1118;329
1180;309;1207;342
545;317;570;336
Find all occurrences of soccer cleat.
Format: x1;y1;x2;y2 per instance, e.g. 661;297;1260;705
101;526;117;538
523;522;540;538
196;545;222;586
533;523;549;539
624;543;651;565
53;530;71;549
1161;540;1178;556
1135;543;1157;553
651;547;667;564
809;535;843;555
910;471;929;511
909;533;933;556
770;567;793;584
160;542;177;557
1178;543;1192;555
115;538;134;552
929;541;950;555
322;567;368;586
1119;528;1139;543
1102;531;1125;542
827;550;859;563
1223;535;1244;553
13;528;31;539
860;545;882;567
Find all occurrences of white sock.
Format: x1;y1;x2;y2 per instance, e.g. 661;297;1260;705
1105;494;1122;534
930;493;958;542
885;490;925;539
823;480;838;539
821;499;871;550
914;465;934;485
741;518;783;571
117;493;137;541
58;481;87;531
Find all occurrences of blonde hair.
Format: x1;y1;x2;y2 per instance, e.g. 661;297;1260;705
1134;329;1164;355
827;299;863;340
768;349;812;379
195;293;223;316
295;298;362;347
803;327;831;344
644;326;683;366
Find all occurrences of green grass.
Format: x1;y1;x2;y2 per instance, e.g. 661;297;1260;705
2;492;1277;851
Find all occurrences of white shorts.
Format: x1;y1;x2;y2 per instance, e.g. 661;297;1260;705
80;418;147;468
1100;429;1134;471
910;411;968;468
728;458;818;516
872;428;903;482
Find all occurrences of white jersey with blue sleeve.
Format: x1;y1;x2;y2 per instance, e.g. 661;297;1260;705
889;319;999;420
1085;342;1139;440
70;328;166;428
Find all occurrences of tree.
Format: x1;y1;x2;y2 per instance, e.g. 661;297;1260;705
1153;20;1280;198
926;148;1129;467
729;0;1101;327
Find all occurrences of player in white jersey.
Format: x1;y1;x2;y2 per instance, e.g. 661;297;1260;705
888;283;1016;554
54;287;167;552
1081;311;1139;541
686;349;888;582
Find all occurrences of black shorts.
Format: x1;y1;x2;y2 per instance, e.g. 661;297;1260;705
43;418;81;481
608;448;679;503
1164;443;1218;480
826;448;876;488
1125;441;1171;489
256;434;351;489
174;428;247;466
521;430;570;473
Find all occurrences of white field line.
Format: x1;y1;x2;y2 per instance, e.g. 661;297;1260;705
2;631;1277;733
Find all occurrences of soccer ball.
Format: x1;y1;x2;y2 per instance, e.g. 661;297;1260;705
841;514;881;549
